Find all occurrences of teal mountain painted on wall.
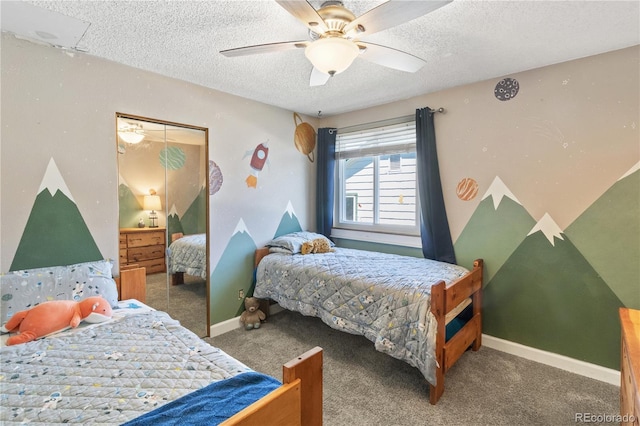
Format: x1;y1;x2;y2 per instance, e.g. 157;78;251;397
454;176;536;280
483;228;623;369
11;159;102;271
210;219;257;324
273;201;302;238
564;166;640;309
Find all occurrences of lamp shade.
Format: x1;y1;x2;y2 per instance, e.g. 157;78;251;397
143;195;161;211
305;37;359;76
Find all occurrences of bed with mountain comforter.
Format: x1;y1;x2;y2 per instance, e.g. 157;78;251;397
253;234;483;404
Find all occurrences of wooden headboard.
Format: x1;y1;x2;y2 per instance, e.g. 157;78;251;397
255;247;270;268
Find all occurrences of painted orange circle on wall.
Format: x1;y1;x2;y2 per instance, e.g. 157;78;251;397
456;178;479;201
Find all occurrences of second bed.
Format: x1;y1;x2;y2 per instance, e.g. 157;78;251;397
253;233;483;404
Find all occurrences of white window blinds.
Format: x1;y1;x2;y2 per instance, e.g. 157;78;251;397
336;120;416;159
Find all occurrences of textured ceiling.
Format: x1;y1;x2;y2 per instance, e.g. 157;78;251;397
2;0;639;117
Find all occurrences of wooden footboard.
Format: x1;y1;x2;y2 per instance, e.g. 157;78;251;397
222;346;323;426
429;259;483;404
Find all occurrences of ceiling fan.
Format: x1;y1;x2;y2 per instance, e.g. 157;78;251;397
220;0;451;86
117;119;146;144
117;119;180;144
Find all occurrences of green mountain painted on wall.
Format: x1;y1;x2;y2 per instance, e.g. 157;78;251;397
483;223;623;369
454;176;536;280
564;165;640;309
167;204;184;241
273;201;302;238
209;219;257;324
181;186;206;235
118;178;143;228
10;159;102;271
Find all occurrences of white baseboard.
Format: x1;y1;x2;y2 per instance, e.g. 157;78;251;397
209;316;242;337
482;334;620;386
208;303;285;338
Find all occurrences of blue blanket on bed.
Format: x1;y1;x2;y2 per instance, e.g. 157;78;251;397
123;372;281;426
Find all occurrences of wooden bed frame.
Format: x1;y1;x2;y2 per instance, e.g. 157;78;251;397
254;247;483;405
222;346;323;426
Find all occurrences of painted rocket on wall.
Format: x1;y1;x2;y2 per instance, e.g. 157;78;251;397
244;141;269;188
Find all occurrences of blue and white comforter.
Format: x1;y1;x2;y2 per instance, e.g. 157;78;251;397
167;233;207;279
0;310;251;424
254;247;469;385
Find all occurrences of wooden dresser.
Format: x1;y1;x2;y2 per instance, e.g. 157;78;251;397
620;308;640;425
119;227;166;274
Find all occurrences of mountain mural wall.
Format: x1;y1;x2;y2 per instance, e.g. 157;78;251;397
181;186;207;235
210;219;257;324
164;187;206;240
483;222;623;368
455;166;639;369
10;159;103;270
167;204;184;241
273;201;302;238
455;176;535;280
209;202;304;323
118;177;143;228
565;165;640;309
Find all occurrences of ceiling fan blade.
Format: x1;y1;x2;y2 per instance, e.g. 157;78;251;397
276;0;329;34
310;67;331;87
344;0;452;38
220;40;308;57
357;42;426;73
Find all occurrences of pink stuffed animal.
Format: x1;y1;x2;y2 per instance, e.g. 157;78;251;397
0;296;113;345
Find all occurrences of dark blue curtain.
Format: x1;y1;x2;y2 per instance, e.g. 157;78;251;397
416;107;456;264
316;128;337;237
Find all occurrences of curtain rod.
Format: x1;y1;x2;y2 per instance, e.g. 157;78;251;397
336;108;446;134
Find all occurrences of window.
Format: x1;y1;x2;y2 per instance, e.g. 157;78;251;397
334;117;419;242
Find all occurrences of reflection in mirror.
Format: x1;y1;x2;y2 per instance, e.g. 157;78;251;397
116;114;209;337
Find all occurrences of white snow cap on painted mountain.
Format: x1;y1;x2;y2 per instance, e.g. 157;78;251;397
233;218;251;236
527;213;564;246
39;158;74;201
481;176;521;210
285;201;296;217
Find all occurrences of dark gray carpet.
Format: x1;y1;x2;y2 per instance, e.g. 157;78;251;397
206;310;619;426
146;272;207;337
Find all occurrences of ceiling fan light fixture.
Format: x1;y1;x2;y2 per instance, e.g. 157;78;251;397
118;129;145;144
305;37;359;76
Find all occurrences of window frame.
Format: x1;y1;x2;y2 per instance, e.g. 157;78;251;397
332;116;421;247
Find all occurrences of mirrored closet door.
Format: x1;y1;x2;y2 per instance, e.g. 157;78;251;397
116;113;209;337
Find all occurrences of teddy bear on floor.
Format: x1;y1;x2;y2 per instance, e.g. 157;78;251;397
301;238;334;255
239;297;266;330
0;296;113;345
